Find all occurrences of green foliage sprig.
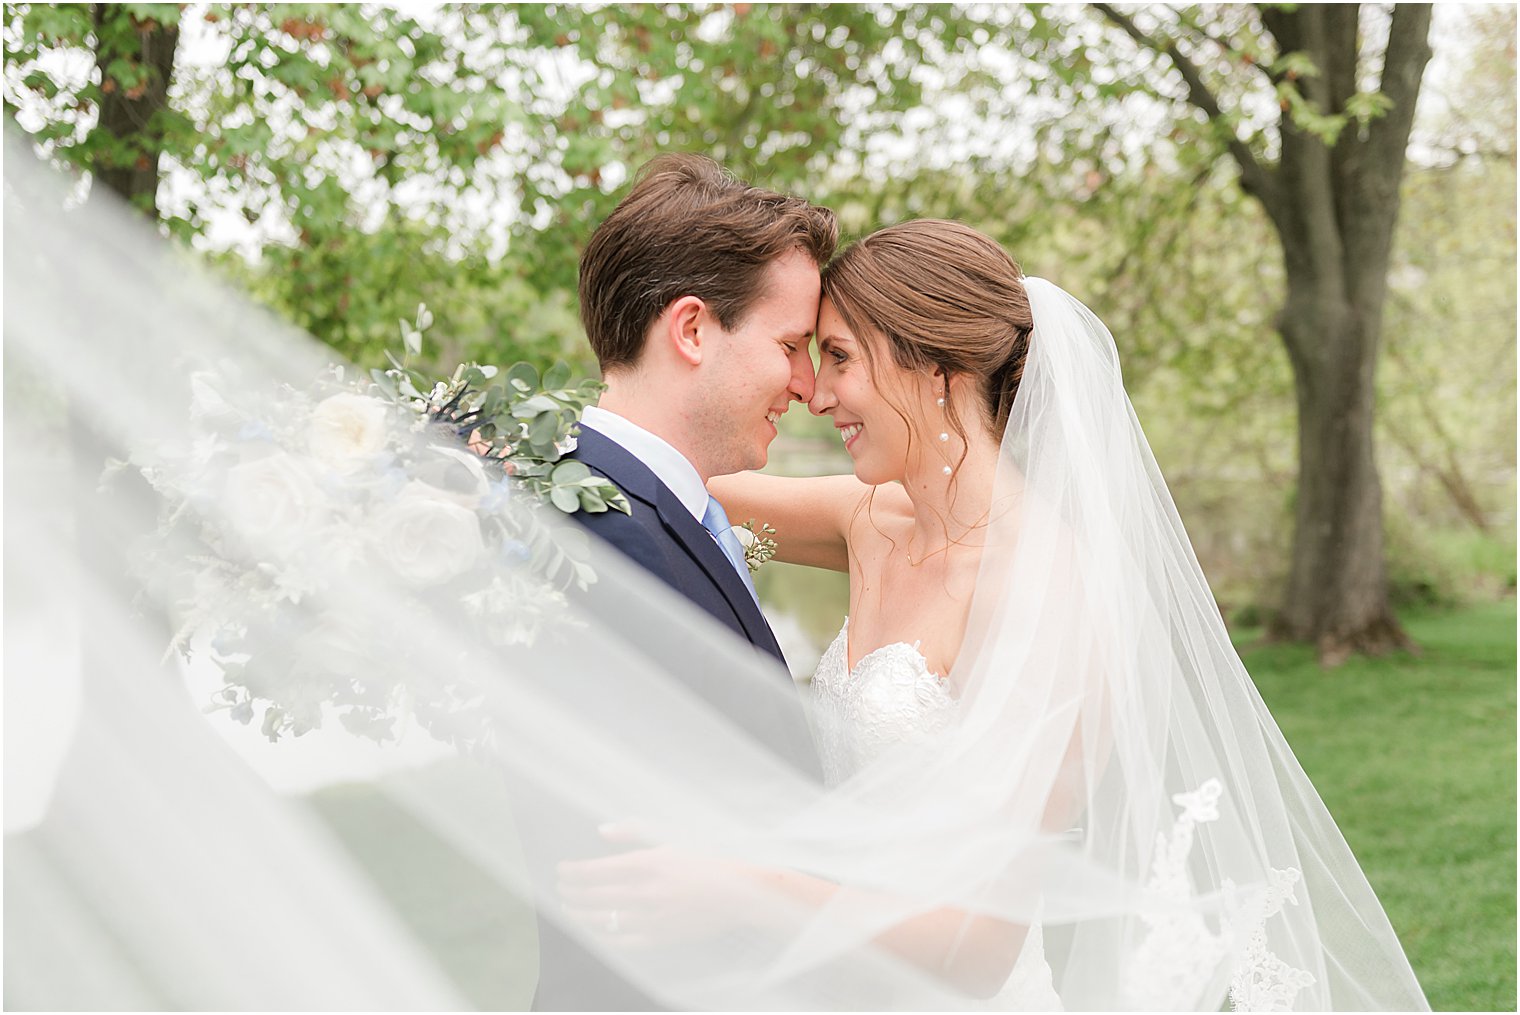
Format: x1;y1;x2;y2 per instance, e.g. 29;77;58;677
371;304;629;519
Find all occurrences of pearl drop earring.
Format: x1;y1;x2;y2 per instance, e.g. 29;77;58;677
938;388;951;474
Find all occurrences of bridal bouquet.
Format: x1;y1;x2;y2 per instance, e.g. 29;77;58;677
128;307;627;750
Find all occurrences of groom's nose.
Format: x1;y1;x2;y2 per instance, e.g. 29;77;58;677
787;343;816;404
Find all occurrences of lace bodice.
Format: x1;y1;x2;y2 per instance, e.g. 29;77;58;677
808;618;1063;1011
808;617;959;786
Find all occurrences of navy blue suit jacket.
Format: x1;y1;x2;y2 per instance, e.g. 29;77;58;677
525;424;816;1011
565;424;785;663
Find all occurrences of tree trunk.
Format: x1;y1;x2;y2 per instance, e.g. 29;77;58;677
1093;4;1436;663
1261;5;1434;664
91;4;179;216
1270;278;1410;663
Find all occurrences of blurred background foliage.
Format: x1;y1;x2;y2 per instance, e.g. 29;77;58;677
4;1;1514;623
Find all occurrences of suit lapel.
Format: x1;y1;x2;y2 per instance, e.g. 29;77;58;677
649;482;780;652
572;427;783;658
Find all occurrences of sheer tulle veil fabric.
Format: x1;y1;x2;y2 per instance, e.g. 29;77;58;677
5;138;1426;1010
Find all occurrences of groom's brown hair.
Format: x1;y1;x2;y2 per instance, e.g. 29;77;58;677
579;153;838;370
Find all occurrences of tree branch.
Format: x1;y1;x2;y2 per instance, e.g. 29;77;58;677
1321;5;1359;116
1093;3;1278;214
1364;3;1434;193
1323;6;1362;258
1174;6;1288;89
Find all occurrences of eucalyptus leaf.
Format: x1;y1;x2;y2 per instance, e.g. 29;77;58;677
529;412;559;446
543;361;571;390
552;460;592;484
549;486;580;513
506;362;539;391
370;369;398;399
512;395;561;417
555;527;591;556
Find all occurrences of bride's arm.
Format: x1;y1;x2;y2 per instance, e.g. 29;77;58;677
706;472;876;572
747;867;1028;1000
561;845;1027;999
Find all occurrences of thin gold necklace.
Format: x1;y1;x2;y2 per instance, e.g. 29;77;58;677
905;511;991;567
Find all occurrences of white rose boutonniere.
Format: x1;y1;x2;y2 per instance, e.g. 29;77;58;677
734;520;778;575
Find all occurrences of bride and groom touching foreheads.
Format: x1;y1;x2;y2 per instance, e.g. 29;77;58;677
523;152;1428;1011
569;151;1027;695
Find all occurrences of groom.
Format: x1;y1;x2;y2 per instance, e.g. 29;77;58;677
525;154;835;1011
568;152;835;665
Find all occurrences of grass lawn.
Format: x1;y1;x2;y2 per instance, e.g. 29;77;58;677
1238;600;1517;1012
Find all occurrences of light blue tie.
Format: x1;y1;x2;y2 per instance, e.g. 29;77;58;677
701;495;760;607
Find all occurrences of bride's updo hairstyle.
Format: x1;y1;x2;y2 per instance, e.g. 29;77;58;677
820;220;1033;457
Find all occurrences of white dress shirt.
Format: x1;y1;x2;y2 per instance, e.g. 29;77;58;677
580;405;708;522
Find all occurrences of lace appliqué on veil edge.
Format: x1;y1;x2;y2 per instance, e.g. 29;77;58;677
1120;778;1316;1012
1224;865;1316;1012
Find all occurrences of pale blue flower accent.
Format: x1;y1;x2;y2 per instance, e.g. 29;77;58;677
500;539;531;564
238;421;275;442
481;478;514;513
377;466;411;499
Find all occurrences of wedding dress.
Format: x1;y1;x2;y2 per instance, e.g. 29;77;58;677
810;618;958;787
811;618;1063;1011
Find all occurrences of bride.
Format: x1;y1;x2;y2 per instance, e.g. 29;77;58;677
706;221;1078;1006
8;137;1428;1010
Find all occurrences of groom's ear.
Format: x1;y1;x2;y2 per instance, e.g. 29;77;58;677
662;295;707;367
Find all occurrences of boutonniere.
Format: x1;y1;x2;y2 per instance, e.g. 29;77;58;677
734;520;778;575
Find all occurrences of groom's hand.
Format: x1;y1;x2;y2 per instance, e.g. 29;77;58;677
555;822;773;948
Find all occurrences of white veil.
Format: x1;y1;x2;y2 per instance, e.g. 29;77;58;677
5;137;1427;1011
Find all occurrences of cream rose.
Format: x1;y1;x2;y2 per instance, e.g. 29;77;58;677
224;453;329;550
308;393;389;471
374;481;484;586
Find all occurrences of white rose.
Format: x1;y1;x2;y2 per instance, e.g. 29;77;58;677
732;525;757;550
375;481;484;586
308;393;390;472
224;453;329;550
